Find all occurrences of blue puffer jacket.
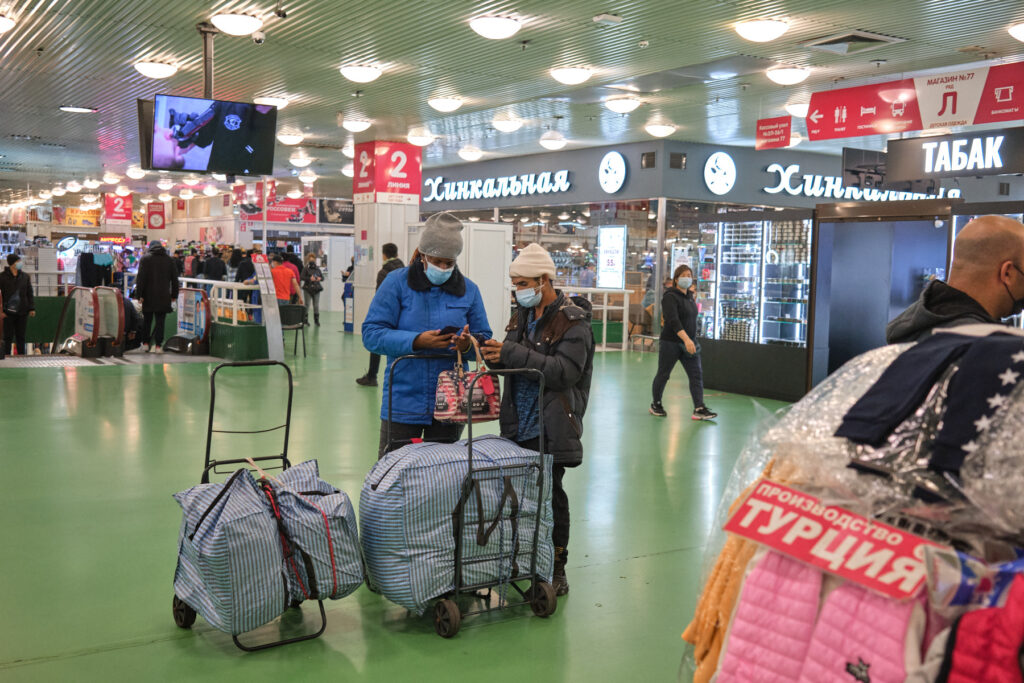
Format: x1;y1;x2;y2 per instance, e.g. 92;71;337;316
362;258;492;424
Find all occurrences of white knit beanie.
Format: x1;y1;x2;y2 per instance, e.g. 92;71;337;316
509;243;556;280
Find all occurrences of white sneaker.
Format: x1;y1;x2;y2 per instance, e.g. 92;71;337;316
145;344;152;353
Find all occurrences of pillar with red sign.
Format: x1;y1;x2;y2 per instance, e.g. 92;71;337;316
352;140;423;330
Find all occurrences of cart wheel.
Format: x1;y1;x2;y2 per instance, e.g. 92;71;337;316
173;595;197;628
529;581;557;618
433;599;461;638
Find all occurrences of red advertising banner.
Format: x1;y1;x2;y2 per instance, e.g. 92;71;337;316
352;141;377;203
251;254;268;264
232;183;247;205
176;199;186;212
374;141;422;205
756;116;793;150
266;178;277;205
724;480;943;599
146;201;165;230
240;197;319;224
808;62;1024;141
104;193;133;222
223;193;231;208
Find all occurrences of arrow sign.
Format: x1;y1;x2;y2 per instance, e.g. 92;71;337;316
808;109;823;124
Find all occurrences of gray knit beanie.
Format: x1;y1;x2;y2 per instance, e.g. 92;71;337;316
419;212;464;259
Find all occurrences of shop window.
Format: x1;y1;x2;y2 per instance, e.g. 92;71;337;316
670;153;686;170
641;152;656;169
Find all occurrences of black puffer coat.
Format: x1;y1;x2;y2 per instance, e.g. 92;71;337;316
135;246;180;313
492;292;594;467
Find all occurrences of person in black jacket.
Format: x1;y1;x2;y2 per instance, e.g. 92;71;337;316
356;243;405;386
134;240;180;352
481;243;595;597
650;264;717;420
300;252;324;326
204;249;228;283
0;253;35;357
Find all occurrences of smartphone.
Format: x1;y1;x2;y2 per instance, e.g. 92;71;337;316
439;326;461;335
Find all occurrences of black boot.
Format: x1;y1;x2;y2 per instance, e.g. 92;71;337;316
314;314;320;326
552;546;569;596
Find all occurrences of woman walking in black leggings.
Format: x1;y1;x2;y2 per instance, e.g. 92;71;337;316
650;265;717;421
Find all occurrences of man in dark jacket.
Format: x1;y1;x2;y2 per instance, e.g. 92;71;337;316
887;215;1024;343
204;249;228;282
356;242;405;387
0;253;35;357
482;243;594;597
134;240;180;352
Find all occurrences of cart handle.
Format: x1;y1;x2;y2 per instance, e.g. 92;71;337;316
464;367;545;471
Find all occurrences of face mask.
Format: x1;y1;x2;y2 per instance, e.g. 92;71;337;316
676;276;693;290
425;261;453;285
11;262;20;271
516;285;543;308
1004;264;1024;316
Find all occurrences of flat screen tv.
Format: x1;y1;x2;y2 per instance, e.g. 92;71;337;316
841;147;938;194
143;94;278;176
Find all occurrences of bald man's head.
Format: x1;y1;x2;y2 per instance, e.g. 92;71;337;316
948;215;1024;318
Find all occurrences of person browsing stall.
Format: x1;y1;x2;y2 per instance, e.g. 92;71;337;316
650;264;716;421
481;243;595;597
0;253;35;357
362;212;491;458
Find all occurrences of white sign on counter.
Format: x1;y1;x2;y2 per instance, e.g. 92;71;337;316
598;225;626;289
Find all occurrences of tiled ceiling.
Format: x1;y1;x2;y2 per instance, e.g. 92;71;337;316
1;0;1023;202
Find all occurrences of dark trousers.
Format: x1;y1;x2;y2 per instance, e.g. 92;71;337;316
2;312;28;356
143;312;167;348
367;352;382;378
652;340;705;408
518;437;569;560
378;419;464;459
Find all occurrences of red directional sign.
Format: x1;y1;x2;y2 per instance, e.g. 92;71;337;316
807;79;922;140
756;116;792;150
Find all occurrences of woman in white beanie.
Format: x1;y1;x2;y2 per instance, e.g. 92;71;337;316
362;212;492;457
481;243;595;597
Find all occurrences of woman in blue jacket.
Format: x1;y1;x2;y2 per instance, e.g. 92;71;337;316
362;212;492;457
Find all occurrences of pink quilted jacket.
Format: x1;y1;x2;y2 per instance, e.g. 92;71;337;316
717;551;823;682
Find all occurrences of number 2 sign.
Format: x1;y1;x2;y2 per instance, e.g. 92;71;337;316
104;193;133;222
352;141;422;205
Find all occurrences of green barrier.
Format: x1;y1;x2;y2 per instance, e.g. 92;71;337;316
591;321;624;345
210;322;268;360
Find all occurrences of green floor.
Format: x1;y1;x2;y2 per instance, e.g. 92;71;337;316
0;312;785;682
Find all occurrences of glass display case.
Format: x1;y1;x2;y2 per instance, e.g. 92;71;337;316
716;221;762;343
760;219;812;347
695;223;718;338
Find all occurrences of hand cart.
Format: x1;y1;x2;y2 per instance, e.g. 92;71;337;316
171;359;327;652
386;355;557;638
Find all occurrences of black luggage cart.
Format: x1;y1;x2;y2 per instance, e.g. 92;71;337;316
386;355;558;638
171;360;327;652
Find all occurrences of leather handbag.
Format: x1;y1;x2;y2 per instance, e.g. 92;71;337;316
433;337;501;424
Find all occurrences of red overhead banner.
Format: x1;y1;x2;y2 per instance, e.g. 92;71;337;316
756;116;793;150
353;140;422;205
808;62;1024;141
240;197;319;224
146;201;165;230
104;193;133;222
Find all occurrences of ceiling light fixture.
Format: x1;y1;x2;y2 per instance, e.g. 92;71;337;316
125;166;147;179
644;123;677;138
604;97;642;114
298;169;317;184
65;181;82;193
342;143;355;158
428;97;463;113
787;133;803;148
276;132;305;145
133;61;178;79
492;115;524;133
156;178;174;191
734;19;789;42
253;96;288;109
341;118;372;133
59;106;97;114
115;186;132;197
339;64;382;83
558;212;571;221
341;163;355;177
210;12;263;36
102;172;120;185
458;145;483;162
550;67;593;85
82;179;101;189
286;188;302;199
539;130;567;150
38;190;52;200
51;186;66;197
766;65;811;85
82;194;98;203
1009;22;1024;42
785;102;810;118
139;197;154;205
158;192;172;202
407;126;435;146
179;188;194;200
181;175;202;186
289;154;313;168
211;173;227;182
203;185;219;197
469;16;522;40
0;14;16;33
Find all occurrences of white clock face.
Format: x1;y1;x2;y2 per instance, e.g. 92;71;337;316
598;151;627;194
704;152;737;196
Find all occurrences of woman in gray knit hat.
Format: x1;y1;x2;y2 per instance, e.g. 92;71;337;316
362;212;493;456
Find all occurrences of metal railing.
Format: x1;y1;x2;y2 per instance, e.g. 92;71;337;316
179;277;262;326
557;286;631;350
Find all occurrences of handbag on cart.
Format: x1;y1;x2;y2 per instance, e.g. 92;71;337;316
433;337;501;423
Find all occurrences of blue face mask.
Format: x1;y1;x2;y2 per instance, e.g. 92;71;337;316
425;261;453;285
516;286;543;308
677;276;693;290
11;261;20;271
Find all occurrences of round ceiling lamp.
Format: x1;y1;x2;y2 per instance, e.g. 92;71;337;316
458;145;483;162
558;212;571;221
787;133;803;148
125;166;146;179
115;185;132;197
179;188;195;200
82;178;101;189
253;96;288;109
298;169;318;184
102;172;120;185
342;143;355;158
202;185;219;197
276;132;305;145
211;173;227;182
38;190;52;200
492;115;524;133
286;188;303;199
289;154;313;168
156;177;174;191
139;197;154;205
469;16;522;40
550;67;593;85
604;97;642;114
1009;22;1024;42
339;64;382;83
341;163;355;178
82;194;98;203
51;185;66;197
0;14;16;33
784;102;810;118
210;12;263;36
644;123;677;138
539;130;567;150
65;180;82;193
181;175;202;186
133;61;178;79
766;65;811;85
428;97;463;113
158;192;172;202
341;118;372;133
734;19;789;42
407;127;435;146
